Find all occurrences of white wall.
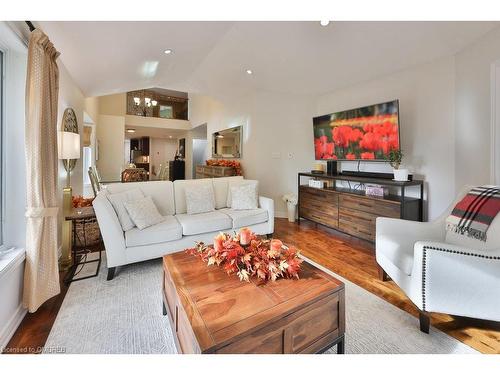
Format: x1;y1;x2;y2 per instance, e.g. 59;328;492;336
190;91;317;216
57;63;86;197
96;115;125;181
454;26;500;189
316;56;456;220
190;57;456;220
150;137;178;177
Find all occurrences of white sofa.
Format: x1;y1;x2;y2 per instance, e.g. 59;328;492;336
93;176;274;279
376;185;500;332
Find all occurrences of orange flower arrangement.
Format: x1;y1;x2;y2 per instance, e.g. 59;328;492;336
186;228;303;282
206;159;242;175
72;195;94;208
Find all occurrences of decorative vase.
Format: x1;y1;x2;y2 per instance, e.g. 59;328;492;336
287;202;297;223
393;168;409;181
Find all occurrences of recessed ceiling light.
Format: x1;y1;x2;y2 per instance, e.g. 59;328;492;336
320;20;330;26
169;135;172;139
126;129;136;133
164;49;173;55
246;69;253;75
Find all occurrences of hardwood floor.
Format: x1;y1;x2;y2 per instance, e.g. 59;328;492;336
3;269;70;354
275;218;500;354
4;218;500;354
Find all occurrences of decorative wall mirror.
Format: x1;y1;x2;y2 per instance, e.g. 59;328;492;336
212;126;242;158
61;108;79;172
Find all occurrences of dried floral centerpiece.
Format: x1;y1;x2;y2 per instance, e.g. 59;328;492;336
186;228;303;282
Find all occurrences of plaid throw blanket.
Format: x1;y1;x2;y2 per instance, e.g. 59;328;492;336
446;185;500;242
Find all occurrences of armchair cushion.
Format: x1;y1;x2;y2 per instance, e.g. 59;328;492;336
376;217;445;275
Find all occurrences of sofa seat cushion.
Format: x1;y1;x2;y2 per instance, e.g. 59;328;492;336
175;211;232;236
125;216;182;247
219;208;268;228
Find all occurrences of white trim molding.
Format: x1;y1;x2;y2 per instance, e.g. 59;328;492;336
0;248;27;350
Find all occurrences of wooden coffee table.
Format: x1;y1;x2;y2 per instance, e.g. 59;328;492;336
162;251;345;354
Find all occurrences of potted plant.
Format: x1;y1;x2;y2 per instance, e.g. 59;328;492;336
282;193;298;222
387;149;409;181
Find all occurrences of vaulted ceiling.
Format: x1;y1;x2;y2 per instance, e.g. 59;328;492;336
38;21;499;98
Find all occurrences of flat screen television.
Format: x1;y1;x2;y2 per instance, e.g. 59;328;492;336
313;99;400;161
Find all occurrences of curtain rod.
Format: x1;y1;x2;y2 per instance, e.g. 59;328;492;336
25;21;35;32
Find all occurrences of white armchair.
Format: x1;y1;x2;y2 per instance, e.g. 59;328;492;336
376;186;500;333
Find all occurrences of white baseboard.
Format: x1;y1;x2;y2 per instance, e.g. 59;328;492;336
0;303;27;350
274;210;288;219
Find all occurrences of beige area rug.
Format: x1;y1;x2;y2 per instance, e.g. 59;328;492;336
44;253;478;354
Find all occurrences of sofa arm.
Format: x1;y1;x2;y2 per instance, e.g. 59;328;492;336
259;196;274;234
376;217;446;270
92;192;127;268
412;241;500;320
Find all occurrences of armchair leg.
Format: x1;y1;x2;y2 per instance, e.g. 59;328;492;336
419;311;430;334
107;267;116;281
377;264;389;281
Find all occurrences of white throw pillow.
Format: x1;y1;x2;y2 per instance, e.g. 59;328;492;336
230;183;259;210
185;184;216;215
227;180;259;208
107;188;144;231
124;196;164;230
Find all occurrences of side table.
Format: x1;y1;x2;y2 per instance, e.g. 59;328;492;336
64;206;103;284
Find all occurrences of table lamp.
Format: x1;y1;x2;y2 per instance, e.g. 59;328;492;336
58;131;80;187
58;131;80;271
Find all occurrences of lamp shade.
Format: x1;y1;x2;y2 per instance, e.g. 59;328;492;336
58;131;80;160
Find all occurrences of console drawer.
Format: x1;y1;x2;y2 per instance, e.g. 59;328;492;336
338;219;375;242
339;194;400;218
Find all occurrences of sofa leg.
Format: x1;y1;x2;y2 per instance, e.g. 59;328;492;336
162;301;167;316
419;311;430;334
107;267;116;281
377;264;389;281
266;233;274;239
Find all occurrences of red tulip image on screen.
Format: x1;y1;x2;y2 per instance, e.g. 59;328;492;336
313;100;400;161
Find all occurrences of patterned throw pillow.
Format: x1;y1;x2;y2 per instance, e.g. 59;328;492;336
124;196;164;230
185;184;216;215
107;188;144;231
230;183;258;210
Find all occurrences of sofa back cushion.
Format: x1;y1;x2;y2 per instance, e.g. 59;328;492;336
105;181;175;216
213;176;244;209
173;179;214;214
227;180;259;208
185;183;216;215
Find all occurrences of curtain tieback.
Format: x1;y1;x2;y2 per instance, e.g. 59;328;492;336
25;207;59;218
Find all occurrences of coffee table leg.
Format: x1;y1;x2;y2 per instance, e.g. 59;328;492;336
337;336;345;354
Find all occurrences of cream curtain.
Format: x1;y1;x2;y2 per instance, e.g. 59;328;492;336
23;29;61;312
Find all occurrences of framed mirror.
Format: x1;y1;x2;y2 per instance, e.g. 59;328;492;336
212;126;242;158
61;108;79;172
